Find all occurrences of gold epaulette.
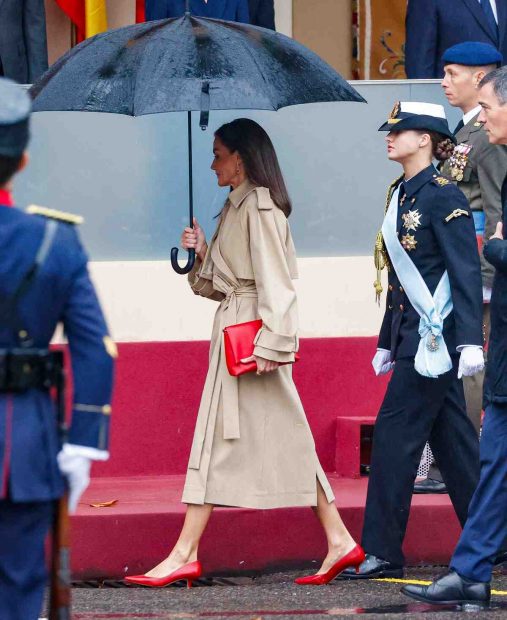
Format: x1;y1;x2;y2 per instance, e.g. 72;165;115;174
26;205;84;225
433;176;450;187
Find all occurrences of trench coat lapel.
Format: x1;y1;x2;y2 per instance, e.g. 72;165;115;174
461;0;499;42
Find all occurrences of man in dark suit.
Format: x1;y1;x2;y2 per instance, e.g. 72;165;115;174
145;0;249;23
0;0;48;84
402;66;507;608
405;0;507;79
248;0;275;29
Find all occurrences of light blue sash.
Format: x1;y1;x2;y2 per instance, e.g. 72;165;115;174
382;187;453;378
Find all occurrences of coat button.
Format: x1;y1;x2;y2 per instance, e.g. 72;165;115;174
388;304;393;310
399;304;404;311
399;286;404;293
388;284;393;291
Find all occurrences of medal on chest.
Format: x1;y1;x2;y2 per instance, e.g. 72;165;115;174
448;143;473;182
400;199;421;252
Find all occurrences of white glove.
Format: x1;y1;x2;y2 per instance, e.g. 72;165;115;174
457;345;485;379
372;349;394;376
57;444;109;513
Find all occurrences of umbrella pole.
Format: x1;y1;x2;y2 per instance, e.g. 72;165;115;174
170;112;196;274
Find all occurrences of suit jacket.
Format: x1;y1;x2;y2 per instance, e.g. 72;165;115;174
441;114;507;288
483;177;507;405
248;0;275;29
0;0;48;84
378;165;483;360
145;0;250;22
405;0;507;78
0;203;114;502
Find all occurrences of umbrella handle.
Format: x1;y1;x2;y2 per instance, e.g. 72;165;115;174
170;247;195;274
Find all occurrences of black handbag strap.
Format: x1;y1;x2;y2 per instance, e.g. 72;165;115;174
0;220;58;347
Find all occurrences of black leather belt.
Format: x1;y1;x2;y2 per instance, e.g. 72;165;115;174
0;349;64;393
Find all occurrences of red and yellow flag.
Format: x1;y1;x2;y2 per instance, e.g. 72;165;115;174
54;0;108;43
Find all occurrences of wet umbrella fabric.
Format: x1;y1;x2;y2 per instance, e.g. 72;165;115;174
30;15;366;272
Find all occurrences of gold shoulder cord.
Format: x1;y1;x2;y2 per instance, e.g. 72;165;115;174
373;176;403;305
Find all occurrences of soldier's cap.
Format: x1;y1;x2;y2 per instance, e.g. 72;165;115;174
442;42;503;68
379;101;456;144
0;78;31;158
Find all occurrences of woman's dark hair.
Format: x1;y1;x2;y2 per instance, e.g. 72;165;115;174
215;118;292;217
417;130;455;162
0;154;22;186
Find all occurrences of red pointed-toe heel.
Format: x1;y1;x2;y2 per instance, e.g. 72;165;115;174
294;545;365;586
124;560;203;588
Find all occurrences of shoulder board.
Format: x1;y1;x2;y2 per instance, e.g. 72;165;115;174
26;205;84;225
432;176;451;187
255;187;273;211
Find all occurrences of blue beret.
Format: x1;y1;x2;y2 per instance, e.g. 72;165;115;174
0;78;31;157
442;42;503;67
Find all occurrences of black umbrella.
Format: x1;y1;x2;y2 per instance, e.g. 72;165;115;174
31;2;366;274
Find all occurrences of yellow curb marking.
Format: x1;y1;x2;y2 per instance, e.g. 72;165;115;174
373;578;507;596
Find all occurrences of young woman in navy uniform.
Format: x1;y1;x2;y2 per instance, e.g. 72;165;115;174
0;78;115;620
343;102;485;580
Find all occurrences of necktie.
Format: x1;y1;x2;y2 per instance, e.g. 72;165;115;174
454;119;465;135
480;0;499;44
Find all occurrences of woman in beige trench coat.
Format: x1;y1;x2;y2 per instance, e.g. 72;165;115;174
125;119;364;588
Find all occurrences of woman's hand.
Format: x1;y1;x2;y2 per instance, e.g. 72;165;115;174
241;355;279;375
181;217;207;261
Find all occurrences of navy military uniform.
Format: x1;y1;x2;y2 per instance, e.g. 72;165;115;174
0;79;115;619
345;103;484;577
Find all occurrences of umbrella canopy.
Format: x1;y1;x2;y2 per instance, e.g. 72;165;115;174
30;14;366;273
31;15;365;115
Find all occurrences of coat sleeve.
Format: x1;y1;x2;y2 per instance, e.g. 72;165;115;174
23;0;48;82
475;141;507;287
431;186;484;348
60;228;115;452
236;0;250;23
484;238;507;273
405;0;438;78
247;191;299;363
187;253;225;302
377;285;393;350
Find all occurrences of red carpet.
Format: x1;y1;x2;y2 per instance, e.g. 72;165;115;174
68;338;460;579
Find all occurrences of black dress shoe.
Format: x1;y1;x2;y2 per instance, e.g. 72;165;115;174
401;570;490;608
494;550;507;567
413;477;448;494
339;554;403;579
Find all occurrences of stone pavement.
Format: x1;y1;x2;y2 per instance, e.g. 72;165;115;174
44;568;507;619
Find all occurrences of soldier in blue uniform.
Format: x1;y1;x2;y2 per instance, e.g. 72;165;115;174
342;102;485;580
401;66;507;610
0;78;115;620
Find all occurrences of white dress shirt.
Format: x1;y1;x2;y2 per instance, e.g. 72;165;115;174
463;105;483;126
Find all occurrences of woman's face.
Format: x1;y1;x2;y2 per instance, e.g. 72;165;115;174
211;136;242;187
385;130;426;162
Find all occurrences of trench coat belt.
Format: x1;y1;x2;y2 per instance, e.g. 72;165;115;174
221;285;258;440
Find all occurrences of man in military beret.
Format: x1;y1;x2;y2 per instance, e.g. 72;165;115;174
0;78;115;619
414;41;507;494
402;66;507;608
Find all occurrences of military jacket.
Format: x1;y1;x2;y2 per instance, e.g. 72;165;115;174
378;165;483;360
0;200;115;502
441;114;507;288
484;177;507;405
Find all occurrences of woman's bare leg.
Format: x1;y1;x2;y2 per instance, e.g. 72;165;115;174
312;481;357;574
145;503;214;578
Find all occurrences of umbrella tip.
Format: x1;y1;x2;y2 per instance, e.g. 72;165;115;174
185;0;191;15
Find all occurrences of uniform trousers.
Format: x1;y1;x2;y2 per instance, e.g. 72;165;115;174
362;357;480;566
0;498;53;620
451;402;507;583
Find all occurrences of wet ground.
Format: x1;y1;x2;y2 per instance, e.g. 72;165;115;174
45;567;507;619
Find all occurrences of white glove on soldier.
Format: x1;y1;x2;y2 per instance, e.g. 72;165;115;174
457;345;485;379
372;349;394;376
57;443;109;513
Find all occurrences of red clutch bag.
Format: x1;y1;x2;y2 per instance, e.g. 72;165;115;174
223;319;300;377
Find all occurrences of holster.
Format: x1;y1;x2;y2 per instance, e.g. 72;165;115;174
0;349;64;393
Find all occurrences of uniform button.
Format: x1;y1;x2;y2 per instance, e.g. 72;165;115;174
399;304;404;311
399;286;404;293
388;285;393;291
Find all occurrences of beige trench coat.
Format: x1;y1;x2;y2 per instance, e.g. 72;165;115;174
182;180;334;509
